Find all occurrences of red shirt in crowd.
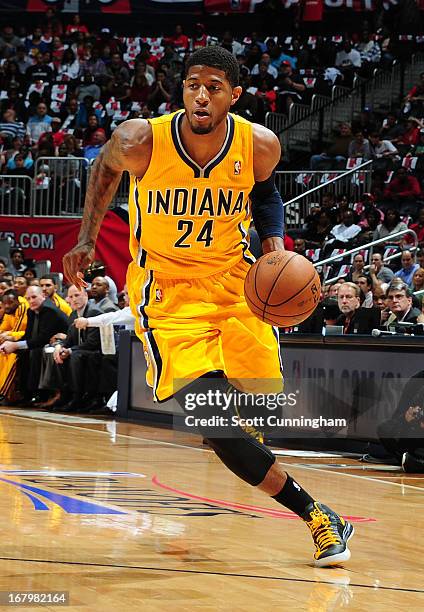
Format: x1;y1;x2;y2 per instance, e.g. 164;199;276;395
384;175;423;199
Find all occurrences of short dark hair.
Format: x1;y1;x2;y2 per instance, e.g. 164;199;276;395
2;289;19;300
386;280;413;298
185;46;239;88
39;274;56;282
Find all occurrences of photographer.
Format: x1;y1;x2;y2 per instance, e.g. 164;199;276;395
368;371;424;472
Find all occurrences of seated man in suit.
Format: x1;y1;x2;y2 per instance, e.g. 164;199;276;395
336;282;381;334
384;280;424;329
0;285;69;404
50;284;104;413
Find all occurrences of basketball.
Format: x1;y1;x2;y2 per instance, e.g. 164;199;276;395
244;251;321;327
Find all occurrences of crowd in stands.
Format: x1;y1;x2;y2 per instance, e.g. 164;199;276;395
282;190;424;335
0;9;420;177
0;247;132;413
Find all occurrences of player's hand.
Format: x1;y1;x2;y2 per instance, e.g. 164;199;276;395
0;341;18;354
261;237;285;254
62;242;95;289
74;317;88;329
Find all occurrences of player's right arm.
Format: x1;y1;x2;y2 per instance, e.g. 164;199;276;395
63;119;152;288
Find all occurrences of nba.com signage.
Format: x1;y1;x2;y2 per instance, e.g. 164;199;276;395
0;212;131;288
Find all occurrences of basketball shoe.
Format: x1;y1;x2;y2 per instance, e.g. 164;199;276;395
301;502;354;567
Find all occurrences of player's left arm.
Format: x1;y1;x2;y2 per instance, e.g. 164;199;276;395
251;124;285;254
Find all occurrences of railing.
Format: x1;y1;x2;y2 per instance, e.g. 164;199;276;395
0;158;373;223
0;175;33;217
266;54;424;159
314;229;418;282
32;157;89;217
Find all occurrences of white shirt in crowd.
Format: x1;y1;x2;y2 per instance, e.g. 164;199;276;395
335;49;361;68
330;223;362;243
371;139;400;160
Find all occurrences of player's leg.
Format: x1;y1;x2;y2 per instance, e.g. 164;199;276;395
215;261;354;566
175;373;354;567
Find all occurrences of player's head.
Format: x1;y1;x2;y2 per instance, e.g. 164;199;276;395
183;46;242;135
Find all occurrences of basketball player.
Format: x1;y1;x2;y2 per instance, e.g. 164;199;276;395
63;47;354;566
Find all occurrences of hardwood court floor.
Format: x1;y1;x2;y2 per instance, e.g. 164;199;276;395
0;408;422;611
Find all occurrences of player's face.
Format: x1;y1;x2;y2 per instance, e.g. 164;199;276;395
40;279;56;298
183;65;241;135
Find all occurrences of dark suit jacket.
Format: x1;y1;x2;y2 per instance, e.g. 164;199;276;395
64;304;103;351
337;307;381;335
24;300;70;350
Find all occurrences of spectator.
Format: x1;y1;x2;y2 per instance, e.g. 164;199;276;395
57;48;80;80
25;27;50;58
76;95;102;128
277;61;305;113
310;123;352;170
130;74;150;105
369;132;400;169
26;102;53;144
83;129;106;162
0;289;28;401
412;267;424;293
416;247;424;269
192;23;209;51
404;72;424;117
148;69;174;114
0;285;69;405
373;208;408;243
76;73;101;103
384;281;424;327
327;210;362;246
251;53;278;79
348;130;372;160
23;268;37;283
369;252;395;285
398;118;421;149
82;114;104;146
25;51;55;83
356;31;381;68
0;26;22;58
39;274;72;316
6;153;33;179
336;281;380;334
412;129;424;156
383;168;423;215
380;112;405;143
356;274;374;307
408;207;424;243
89;277;118;312
8;249;26;275
0;108;25;142
167;24;189;54
345;253;366;283
132;61;154;87
394;250;420;287
221;31;244;57
304;210;334;246
46;117;66;148
335;41;361;85
65;14;89;37
372;284;387;311
13;45;32;76
293;238;307;256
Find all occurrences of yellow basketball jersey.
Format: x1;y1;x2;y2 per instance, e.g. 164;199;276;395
128;110;255;278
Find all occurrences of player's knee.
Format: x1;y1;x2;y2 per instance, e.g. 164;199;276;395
205;436;275;486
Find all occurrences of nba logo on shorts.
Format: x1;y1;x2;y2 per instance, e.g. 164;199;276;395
155;288;163;302
234;160;242;175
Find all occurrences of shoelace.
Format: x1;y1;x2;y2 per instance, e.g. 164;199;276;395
307;508;341;551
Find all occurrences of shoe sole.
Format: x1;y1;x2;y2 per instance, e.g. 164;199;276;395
314;524;355;568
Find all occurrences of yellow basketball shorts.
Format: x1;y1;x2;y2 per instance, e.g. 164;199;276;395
127;259;283;402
